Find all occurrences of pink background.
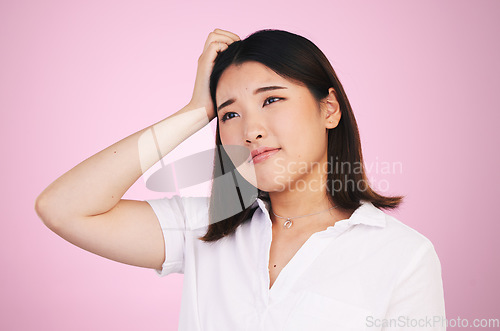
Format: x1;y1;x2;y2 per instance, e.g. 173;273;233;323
1;0;499;330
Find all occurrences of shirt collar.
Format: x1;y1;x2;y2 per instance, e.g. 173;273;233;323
254;198;386;228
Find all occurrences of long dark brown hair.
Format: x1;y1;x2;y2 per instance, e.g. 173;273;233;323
199;29;404;242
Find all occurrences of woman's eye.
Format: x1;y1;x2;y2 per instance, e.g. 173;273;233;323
263;97;282;106
221;112;239;122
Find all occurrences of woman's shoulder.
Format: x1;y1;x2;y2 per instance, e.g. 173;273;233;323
357;201;437;254
384;212;435;249
352;202;442;279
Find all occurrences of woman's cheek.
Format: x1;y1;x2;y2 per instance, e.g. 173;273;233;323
220;127;239;146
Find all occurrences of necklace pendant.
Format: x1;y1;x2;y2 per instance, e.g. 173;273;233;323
272;205;338;230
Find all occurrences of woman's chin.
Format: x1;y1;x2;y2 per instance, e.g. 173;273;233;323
255;177;289;193
236;172;285;193
233;160;292;193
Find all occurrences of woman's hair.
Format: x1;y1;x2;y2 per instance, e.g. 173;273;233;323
199;29;404;242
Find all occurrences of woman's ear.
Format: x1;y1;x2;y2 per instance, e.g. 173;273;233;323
322;87;341;129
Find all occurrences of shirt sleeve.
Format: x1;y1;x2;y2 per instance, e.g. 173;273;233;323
383;241;446;330
145;195;188;277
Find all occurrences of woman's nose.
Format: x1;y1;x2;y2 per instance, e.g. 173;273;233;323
245;134;262;143
244;115;266;143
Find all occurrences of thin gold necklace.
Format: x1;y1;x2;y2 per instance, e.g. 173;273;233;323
271;205;338;229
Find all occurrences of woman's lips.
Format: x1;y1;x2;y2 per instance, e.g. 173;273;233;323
251;148;280;164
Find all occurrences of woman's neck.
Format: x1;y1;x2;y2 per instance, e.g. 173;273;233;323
268;188;333;220
268;188;355;235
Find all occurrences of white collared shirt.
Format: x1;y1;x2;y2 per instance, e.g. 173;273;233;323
145;196;446;331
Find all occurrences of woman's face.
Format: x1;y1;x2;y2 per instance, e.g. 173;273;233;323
216;61;334;193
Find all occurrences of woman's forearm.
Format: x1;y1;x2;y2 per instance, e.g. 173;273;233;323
36;104;210;224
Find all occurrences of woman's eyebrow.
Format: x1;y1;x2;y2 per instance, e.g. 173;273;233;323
217;86;288;112
217;99;235;113
253;85;287;94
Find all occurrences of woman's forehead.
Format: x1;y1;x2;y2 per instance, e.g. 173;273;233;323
216;62;297;99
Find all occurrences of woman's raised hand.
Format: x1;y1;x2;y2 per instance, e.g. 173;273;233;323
35;29;240;274
189;28;240;120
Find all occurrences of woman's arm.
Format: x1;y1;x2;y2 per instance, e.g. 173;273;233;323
382;241;446;331
35;29;240;270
